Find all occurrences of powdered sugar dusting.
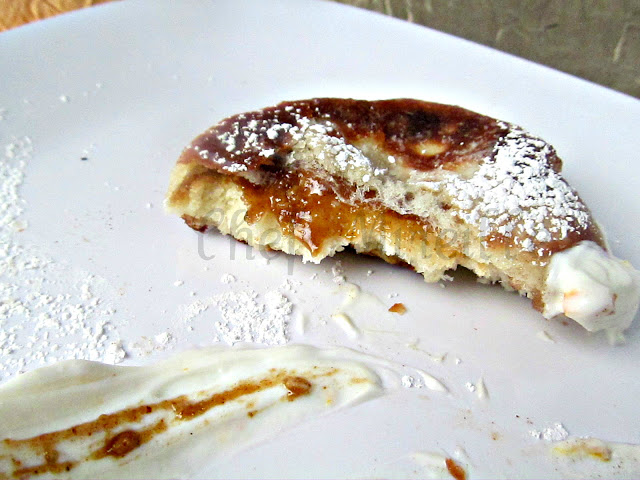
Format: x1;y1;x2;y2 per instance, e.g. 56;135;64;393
178;284;293;346
213;289;292;345
529;422;569;441
288;119;372;173
0;263;128;379
190;105;373;176
1;137;30;231
443;123;591;258
189;101;591;262
0;137;127;381
220;273;236;284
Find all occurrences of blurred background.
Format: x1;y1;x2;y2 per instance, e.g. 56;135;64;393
2;0;639;99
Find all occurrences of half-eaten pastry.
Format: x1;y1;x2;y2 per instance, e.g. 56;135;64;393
166;98;639;339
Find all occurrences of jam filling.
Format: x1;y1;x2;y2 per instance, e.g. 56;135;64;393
236;170;454;258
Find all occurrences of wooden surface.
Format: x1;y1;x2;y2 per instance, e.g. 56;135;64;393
331;0;640;99
0;0;110;32
1;0;638;99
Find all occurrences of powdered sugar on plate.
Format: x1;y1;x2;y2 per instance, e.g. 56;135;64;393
1;137;30;231
213;289;292;345
0;137;127;381
529;422;569;441
178;283;294;346
220;273;236;284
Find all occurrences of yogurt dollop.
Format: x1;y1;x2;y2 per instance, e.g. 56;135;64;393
543;241;640;340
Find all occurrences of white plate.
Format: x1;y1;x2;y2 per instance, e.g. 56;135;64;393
1;0;639;478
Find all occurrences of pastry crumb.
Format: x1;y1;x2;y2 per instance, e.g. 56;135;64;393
388;302;407;315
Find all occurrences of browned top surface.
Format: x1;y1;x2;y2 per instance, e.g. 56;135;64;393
173;98;603;260
179;98;512;174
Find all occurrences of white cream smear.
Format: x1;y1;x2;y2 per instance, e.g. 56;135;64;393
543;241;640;340
0;345;380;479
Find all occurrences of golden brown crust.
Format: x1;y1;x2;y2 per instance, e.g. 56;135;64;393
167;98;606;307
179;98;510;173
174;98;602;255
